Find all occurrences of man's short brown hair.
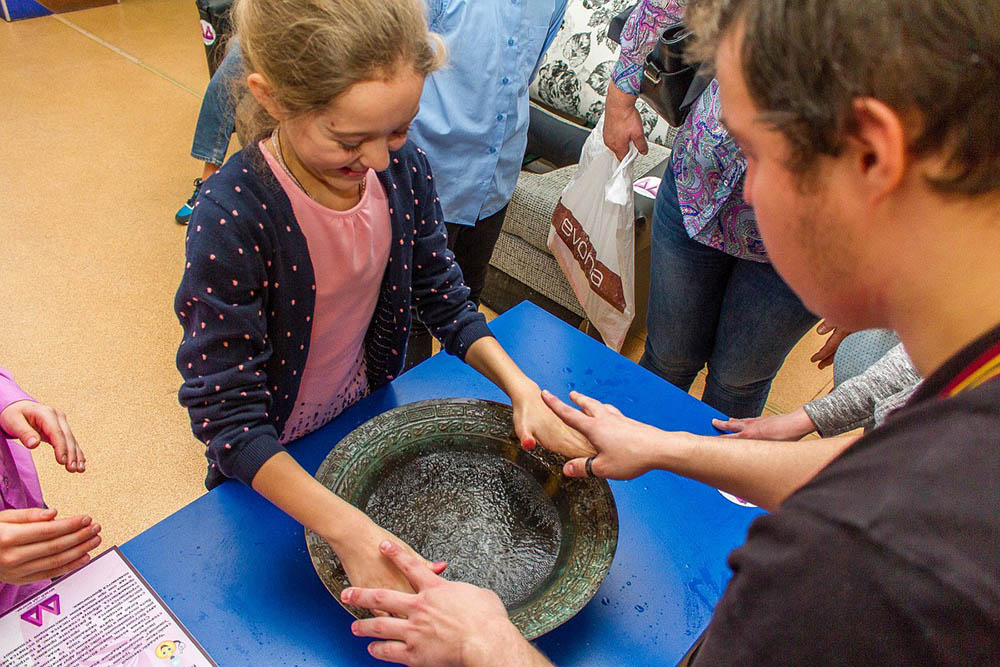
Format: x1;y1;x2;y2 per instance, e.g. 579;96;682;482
688;0;1000;195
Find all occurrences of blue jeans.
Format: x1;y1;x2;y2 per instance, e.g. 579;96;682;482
190;41;242;166
639;168;819;418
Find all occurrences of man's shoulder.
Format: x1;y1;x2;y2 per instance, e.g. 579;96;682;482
782;379;1000;612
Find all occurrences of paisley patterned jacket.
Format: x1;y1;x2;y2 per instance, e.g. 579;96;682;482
611;0;766;261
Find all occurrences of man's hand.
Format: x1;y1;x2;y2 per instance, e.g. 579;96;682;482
0;400;85;473
811;320;852;370
345;541;550;667
0;508;101;584
335;516;447;606
540;389;681;480
603;84;647;160
511;381;595;459
712;407;817;441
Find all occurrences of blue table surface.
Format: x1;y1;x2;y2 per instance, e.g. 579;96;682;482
123;302;763;666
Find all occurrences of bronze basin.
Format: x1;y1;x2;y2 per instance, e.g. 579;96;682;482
306;398;619;639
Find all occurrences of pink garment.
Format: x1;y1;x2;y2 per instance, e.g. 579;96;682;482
0;367;50;614
259;142;392;444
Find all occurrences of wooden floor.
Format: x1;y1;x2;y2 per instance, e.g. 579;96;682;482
0;1;833;550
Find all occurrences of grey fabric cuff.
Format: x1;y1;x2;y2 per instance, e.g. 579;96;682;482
804;397;873;438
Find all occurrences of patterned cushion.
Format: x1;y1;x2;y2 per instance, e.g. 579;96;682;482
531;0;678;149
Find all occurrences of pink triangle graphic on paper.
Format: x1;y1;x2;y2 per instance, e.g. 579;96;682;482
38;595;60;616
20;606;43;627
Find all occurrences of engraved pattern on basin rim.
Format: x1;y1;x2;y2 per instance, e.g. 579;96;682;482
305;398;619;640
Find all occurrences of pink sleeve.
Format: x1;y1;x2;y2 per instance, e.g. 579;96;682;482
0;367;35;415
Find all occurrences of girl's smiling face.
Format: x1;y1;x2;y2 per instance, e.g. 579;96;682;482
251;67;425;201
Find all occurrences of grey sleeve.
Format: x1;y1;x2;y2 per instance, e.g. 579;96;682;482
803;344;922;437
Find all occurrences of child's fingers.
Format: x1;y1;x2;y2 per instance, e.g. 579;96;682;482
13;522;100;566
2;515;91;547
0;410;44;450
0;508;57;524
17;532;101;579
30;552;93;583
25;405;69;465
55;412;84;472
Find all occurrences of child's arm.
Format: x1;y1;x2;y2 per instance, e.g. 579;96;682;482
0;367;85;472
406;153;594;458
464;337;595;458
408;150;494;360
178;195;440;595
250;453;446;596
175;196;284;486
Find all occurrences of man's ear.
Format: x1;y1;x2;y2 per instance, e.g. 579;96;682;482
847;98;908;201
247;72;285;122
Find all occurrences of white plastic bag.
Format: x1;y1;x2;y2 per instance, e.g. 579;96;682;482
548;116;637;351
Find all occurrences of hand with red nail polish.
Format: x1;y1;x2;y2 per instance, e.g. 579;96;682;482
508;385;594;459
458;338;593;459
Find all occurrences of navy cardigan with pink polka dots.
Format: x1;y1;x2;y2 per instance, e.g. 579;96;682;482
175;141;493;490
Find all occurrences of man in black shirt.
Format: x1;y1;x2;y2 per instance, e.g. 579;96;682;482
341;1;1000;664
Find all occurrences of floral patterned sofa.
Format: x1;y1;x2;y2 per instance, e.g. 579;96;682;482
482;0;676;328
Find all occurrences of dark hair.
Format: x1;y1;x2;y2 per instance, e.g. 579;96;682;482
688;0;1000;195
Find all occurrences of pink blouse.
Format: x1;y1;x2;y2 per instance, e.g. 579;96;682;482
259;143;392;444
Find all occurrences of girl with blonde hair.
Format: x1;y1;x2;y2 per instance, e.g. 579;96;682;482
174;0;590;593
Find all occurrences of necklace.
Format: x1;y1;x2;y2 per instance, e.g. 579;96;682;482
270;126;366;203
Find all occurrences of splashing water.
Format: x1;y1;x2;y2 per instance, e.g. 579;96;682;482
364;450;562;607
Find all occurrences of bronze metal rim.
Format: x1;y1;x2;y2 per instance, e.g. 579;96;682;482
306;398;619;640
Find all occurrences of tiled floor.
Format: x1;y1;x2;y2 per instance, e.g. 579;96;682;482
1;1;832;549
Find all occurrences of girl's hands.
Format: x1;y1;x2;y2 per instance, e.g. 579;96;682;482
540;389;680;480
712;407;817;441
0;508;101;584
510;382;595;460
0;400;85;473
333;514;446;602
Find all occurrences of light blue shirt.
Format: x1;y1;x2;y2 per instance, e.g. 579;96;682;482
411;0;567;226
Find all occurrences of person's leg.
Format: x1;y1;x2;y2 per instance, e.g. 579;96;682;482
178;43;243;224
190;43;242;168
639;168;736;391
702;258;820;418
445;204;508;306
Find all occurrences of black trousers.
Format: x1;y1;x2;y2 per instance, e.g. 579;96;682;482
403;204;509;370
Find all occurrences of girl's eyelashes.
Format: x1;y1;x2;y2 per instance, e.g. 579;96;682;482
336;126;409;152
